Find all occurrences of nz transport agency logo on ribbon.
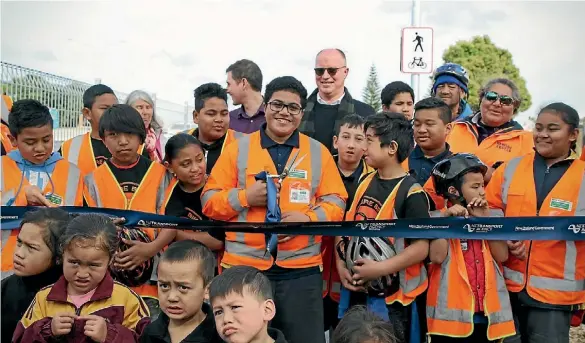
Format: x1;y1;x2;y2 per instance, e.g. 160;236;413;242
568;224;585;234
356;222;395;231
464;223;503;233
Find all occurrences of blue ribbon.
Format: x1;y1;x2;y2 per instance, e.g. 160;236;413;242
2;206;585;241
254;171;280;254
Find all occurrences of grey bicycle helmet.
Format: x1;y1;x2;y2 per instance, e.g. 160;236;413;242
337;236;400;296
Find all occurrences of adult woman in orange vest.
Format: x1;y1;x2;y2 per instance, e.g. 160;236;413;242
186;83;245;175
447;78;533;183
202;76;347;343
486;102;585;342
427;154;515;342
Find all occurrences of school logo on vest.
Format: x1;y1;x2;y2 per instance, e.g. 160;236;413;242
495;142;512;152
550;198;572;211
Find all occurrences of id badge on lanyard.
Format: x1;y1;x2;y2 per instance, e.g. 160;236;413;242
460;239;468;251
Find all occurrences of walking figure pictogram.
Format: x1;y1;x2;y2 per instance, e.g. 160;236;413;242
413;32;423;52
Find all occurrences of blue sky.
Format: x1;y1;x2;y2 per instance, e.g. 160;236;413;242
2;0;584;127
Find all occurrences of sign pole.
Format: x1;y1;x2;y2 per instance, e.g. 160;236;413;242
411;0;422;102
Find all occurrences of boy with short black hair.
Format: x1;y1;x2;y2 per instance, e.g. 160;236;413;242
323;114;372;332
335;112;430;343
83;104;174;313
140;240;222;343
403;97;453;210
381;81;415;120
188;83;243;174
2;99;83;279
59;84;150;176
209;265;288;343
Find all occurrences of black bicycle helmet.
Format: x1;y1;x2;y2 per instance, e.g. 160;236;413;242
431;153;487;200
337;236;400;297
109;227;154;287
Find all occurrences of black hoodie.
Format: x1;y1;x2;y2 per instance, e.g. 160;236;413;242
140;302;223;343
268;328;288;343
1;265;62;342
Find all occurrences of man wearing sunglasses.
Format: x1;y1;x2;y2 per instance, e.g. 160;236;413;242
298;49;375;153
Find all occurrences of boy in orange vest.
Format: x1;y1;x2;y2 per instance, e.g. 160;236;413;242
427;153;515;342
336;112;430;343
59;84;149;176
187;83;243;174
83;104;175;317
1;100;84;279
322;114;371;333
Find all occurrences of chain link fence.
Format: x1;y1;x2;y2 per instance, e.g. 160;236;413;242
1;61;193;144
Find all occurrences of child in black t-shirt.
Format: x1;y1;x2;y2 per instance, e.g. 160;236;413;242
336;112;430;343
162;133;223;251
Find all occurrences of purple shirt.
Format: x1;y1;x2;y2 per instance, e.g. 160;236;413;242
229;104;266;134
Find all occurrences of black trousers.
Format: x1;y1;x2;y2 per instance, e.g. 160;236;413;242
269;273;325;343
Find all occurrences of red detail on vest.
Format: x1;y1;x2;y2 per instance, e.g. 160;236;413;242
462;239;486;312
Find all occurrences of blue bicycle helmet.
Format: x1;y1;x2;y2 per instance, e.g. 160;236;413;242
434;63;469;86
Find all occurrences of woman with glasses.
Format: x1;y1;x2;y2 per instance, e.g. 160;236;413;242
446;78;534;183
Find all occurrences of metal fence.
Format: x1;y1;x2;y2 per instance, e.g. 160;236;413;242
1;61;193;143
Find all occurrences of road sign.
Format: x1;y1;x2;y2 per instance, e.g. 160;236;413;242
401;27;434;74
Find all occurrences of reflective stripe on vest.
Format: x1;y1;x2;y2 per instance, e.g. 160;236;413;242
427;242;514;339
65;134;86;167
501;156;585;294
219;134;325;264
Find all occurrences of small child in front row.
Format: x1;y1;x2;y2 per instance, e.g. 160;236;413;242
12;214;150;343
332;305;397;343
427;153;514;343
209;265;288;343
1;208;70;343
140;240;223;343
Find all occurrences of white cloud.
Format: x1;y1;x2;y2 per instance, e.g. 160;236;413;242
2;0;584;127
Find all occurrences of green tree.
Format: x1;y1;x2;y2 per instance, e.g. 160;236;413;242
439;35;532;112
362;64;382;112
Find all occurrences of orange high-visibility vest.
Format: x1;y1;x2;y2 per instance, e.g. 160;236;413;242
345;173;428;305
1;95;14;155
486;152;585;305
186;128;244;151
83;160;170;298
201;131;347;270
322;159;373;302
447;120;533;169
1;156;83;278
427;240;515;340
401;157;446;211
60;133;147;177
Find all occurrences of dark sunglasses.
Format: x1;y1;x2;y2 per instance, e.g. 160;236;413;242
314;67;345;77
484;91;514;106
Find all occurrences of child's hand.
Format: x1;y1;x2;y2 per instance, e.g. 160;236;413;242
80;315;108;343
351;259;385;284
24;186;56;207
51;312;76;336
467;197;489;217
443;204;469;218
114;239;155;270
507;240;527;260
336;258;366;292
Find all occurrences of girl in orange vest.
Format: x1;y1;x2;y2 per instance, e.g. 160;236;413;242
161;133;223;250
428;153;514;342
486;102;585;343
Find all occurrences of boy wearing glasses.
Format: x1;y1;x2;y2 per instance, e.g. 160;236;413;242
446;78;533;183
202;76;347;343
299;48;375;153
